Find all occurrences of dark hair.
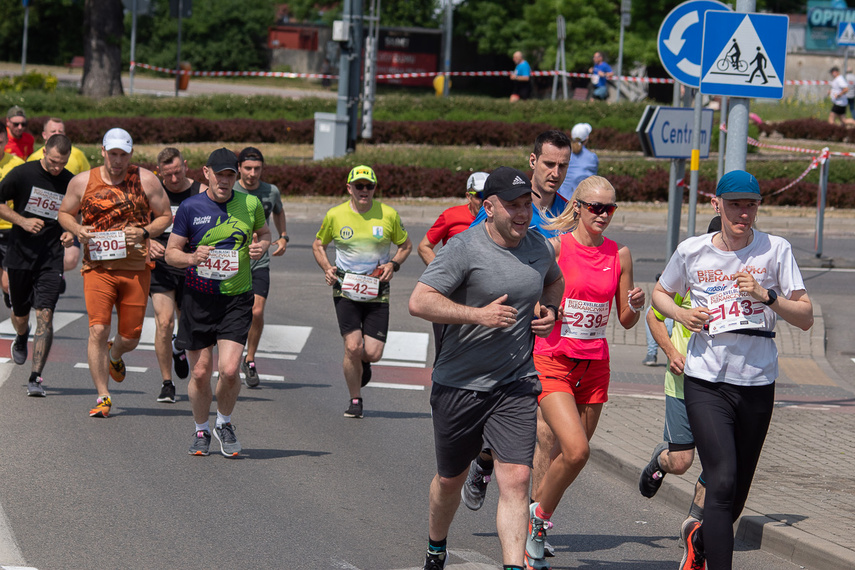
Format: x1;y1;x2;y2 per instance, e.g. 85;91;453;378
238;146;264;165
533;130;572;157
157;147;183;166
45;134;72;155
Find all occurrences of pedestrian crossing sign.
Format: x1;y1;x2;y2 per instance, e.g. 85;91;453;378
838;22;855;47
699;11;788;99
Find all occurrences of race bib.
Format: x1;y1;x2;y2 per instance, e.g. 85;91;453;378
23;186;63;220
560;298;610;339
165;205;179;234
89;231;127;260
340;272;380;302
707;289;766;335
196;249;239;280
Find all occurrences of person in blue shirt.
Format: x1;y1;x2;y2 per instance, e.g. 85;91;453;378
590;51;614;100
510;51;532;102
471;130;571;238
557;123;600;201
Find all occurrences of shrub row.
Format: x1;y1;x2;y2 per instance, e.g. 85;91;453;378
758;118;855;142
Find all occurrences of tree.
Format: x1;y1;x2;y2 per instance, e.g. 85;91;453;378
0;0;84;66
82;0;124;98
286;0;440;28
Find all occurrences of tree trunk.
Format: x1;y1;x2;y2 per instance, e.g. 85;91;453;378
81;0;124;98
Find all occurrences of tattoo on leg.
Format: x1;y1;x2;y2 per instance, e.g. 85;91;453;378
32;309;54;375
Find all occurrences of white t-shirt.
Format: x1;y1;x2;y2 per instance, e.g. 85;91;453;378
847;72;855;100
831;74;849;106
658;230;805;387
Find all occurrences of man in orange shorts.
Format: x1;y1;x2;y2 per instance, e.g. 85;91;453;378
58;128;172;417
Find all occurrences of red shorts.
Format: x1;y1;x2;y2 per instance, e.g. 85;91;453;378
534;353;610;405
83;266;151;339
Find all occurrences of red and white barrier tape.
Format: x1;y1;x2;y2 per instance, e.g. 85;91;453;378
765;149;828;196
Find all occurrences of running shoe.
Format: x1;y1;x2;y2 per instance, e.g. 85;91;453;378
106;340;126;383
642;355;657;366
2;292;10;309
11;326;29;365
343;397;363;418
214;423;241;457
423;550;447;570
361;360;372;387
27;377;46;397
679;519;705;570
461;459;491;511
241;359;260;388
59;274;66;295
89;395;112;418
525;502;553;570
157;381;176;403
189;430;211;456
639;442;669;498
544;539;555;558
172;338;189;380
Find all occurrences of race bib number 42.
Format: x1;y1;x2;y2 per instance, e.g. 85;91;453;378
89;231;127;261
340;272;380;302
560;298;610;339
24;186;63;220
196;249;239;280
707;289;766;335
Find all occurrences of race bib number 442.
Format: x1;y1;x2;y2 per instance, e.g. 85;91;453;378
196;249;239;280
88;231;127;260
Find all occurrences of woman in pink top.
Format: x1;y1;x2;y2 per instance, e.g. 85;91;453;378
524;176;645;570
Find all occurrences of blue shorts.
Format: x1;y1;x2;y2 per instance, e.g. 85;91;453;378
664;395;695;451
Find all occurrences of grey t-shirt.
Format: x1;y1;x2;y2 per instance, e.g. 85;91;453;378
419;223;562;392
233;180;284;270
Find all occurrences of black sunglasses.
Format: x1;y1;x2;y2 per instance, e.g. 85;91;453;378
10;121;26;127
577;199;617;216
468;190;485;199
353;183;376;191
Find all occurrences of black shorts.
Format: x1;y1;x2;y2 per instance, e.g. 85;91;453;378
430;376;540;478
0;231;8;268
149;260;186;308
7;266;62;316
512;81;531;100
333;296;389;342
175;289;253;351
832;104;847;116
251;266;270;298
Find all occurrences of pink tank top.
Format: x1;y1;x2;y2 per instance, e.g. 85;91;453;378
534;232;621;361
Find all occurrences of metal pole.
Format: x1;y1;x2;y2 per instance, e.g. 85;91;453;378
666;81;684;258
616;16;625;102
716;96;728;182
724;0;756;173
336;0;353;121
130;0;138;95
442;0;451;97
21;6;29;74
814;156;829;258
361;0;379;139
347;0;365;151
552;15;566;101
845;47;850;80
687;88;703;236
175;0;183;97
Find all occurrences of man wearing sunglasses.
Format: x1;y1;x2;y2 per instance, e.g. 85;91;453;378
5;106;34;160
312;165;412;419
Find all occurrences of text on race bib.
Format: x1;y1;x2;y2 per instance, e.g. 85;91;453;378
707;289;766;335
340;272;380;302
24;186;63;220
88;231;127;261
196;249;239;280
560;298;610;339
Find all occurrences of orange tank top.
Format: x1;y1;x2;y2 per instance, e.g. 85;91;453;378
81;165;151;271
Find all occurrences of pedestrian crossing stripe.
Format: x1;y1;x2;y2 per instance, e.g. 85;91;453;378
376;331;429;368
700;15;782;88
0;312;83;339
74;363;148;373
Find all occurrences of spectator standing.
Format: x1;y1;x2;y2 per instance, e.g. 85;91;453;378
556;123;599;202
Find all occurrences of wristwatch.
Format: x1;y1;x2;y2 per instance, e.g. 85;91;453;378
390;260;401;272
763;289;778;306
545;304;560;318
281;235;290;243
142;227;150;240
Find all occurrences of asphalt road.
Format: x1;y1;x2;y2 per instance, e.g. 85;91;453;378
0;218;846;569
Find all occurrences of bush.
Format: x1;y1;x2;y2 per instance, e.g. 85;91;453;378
0;71;57;94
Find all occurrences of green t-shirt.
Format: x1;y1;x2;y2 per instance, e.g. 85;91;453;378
653;292;692;399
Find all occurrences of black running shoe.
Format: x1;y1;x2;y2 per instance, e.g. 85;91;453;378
172;347;189;380
241;358;260;388
59;275;67;295
344;397;363;418
157;381;176;403
423;550;447;570
639;442;669;498
679;519;705;570
11;326;29;365
361;361;372;387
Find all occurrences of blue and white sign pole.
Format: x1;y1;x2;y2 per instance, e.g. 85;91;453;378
725;0;756;174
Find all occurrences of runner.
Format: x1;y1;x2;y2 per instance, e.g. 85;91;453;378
149;147;203;403
525;175;644;570
417;171;487;265
58;127;172;418
233;147;288;388
652;170;813;570
165;148;270;457
312;165;412;419
409;166;564;570
0;134;74;396
0;128;25;309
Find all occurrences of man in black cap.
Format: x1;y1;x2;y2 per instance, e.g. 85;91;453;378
233;147;288;387
409;166;564;570
165;148;270;457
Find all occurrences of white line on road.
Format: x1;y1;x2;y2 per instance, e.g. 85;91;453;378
212;371;286;382
74;363;148;373
0;368;28;567
365;382;425;391
0;311;83;338
377;331;429;368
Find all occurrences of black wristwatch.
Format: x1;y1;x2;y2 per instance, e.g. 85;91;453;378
282;235;290;243
763;289;778;306
545;304;560;318
390;260;401;272
142;227;150;240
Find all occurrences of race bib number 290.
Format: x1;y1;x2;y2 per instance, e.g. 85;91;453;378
89;231;127;261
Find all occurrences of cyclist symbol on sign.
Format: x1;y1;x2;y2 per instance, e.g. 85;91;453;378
718;39;747;72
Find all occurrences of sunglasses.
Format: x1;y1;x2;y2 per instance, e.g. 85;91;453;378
577;199;618;216
468;190;485;199
9;121;26;127
352;183;376;191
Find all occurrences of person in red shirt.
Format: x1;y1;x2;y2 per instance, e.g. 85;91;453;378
5;107;34;159
417;171;488;265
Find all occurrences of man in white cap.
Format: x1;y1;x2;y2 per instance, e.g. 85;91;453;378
417;171;488;265
58;127;172;418
557;123;599;201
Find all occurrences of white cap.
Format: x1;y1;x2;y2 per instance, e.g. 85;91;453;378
466;171;489;193
570;123;592;142
102;128;133;153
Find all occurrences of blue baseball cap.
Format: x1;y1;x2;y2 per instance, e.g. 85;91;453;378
716;170;761;200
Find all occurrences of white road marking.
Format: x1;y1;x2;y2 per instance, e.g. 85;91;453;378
365;382;424;391
74;363;148;373
377;331;429;368
0;311;83;338
0;369;28;567
212;371;285;382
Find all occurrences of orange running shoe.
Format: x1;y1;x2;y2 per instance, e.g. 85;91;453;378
106;340;126;383
89;395;112;418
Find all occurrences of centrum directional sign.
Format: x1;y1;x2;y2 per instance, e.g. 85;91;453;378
700;11;789;99
838;22;855;46
658;0;732;87
637;106;714;159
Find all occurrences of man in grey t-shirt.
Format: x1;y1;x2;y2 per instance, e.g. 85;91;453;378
233;147;289;387
409;166;564;570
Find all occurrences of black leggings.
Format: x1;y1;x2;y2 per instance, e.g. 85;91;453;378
684;375;775;570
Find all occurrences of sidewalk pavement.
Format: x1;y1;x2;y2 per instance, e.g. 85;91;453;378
296;199;855;567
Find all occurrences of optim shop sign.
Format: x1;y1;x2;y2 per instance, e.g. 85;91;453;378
807;1;855;51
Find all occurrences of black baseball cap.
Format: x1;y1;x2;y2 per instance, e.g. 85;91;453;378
206;148;238;172
238;146;264;164
483;167;540;201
